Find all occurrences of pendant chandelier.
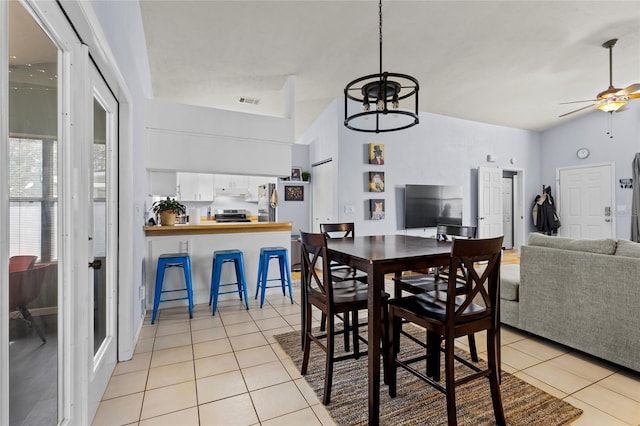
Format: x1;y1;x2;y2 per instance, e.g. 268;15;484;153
344;0;419;133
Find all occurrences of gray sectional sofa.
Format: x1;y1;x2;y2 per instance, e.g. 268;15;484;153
500;233;640;372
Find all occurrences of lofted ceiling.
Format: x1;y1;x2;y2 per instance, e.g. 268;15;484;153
139;1;640;140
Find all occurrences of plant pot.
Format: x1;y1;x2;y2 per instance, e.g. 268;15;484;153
159;211;177;226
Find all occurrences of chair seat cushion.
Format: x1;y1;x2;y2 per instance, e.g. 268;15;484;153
390;291;485;322
500;264;520;302
309;279;389;305
330;265;368;282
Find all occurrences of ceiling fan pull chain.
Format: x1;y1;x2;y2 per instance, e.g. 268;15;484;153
607;112;614;138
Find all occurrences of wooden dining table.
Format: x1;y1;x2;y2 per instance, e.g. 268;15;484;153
325;235;453;425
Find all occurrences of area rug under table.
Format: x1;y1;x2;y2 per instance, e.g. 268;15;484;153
275;326;582;426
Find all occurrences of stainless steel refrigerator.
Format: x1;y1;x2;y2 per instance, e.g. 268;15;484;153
257;183;277;222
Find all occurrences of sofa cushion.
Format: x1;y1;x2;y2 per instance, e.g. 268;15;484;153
615;239;640;258
500;264;520;301
527;233;617;255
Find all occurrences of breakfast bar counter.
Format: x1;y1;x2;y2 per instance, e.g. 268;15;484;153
144;221;294;311
144;221;293;236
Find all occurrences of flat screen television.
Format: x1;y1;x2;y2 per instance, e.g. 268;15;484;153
404;184;463;228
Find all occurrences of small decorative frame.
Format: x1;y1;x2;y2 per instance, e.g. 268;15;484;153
285;185;304;201
368;171;385;192
291;167;302;181
370;199;385;220
368;143;384;165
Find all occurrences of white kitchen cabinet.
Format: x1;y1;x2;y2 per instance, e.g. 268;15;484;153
215;174;249;195
177;173;215;201
148;171;177;196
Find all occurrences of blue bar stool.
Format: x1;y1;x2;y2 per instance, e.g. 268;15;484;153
255;246;294;308
152;253;194;324
209;249;249;315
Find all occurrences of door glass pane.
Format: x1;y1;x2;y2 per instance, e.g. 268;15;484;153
8;1;59;424
93;99;107;354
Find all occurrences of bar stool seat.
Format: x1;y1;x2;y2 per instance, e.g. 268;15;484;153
209;249;249;315
255;246;294;308
152;253;194;324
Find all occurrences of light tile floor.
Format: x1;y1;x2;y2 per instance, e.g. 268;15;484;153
93;285;640;425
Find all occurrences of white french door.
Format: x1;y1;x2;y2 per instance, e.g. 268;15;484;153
86;64;118;419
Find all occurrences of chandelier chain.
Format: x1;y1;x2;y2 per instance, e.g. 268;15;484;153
379;0;383;74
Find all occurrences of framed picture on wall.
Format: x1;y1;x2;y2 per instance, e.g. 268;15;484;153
370;199;385;220
368;143;384;165
368;171;385;192
284;185;304;201
291;167;302;181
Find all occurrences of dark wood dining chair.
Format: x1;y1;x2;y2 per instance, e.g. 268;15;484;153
319;222;368;282
387;236;505;426
319;222;369;352
300;231;389;405
394;224;480;361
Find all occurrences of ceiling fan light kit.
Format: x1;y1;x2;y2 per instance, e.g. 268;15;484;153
344;0;419;133
560;38;640;119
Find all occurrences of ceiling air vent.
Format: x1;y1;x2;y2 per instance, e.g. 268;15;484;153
239;97;260;105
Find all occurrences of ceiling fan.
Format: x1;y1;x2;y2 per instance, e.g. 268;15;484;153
559;38;640;118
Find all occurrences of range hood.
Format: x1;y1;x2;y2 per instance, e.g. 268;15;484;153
215;187;249;197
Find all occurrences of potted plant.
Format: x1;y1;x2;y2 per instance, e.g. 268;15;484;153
302;171;311;182
151;197;186;226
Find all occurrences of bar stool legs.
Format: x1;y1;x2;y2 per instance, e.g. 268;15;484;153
255;247;294;308
209;249;249;315
152;253;194;324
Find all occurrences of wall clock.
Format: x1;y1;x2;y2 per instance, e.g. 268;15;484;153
576;148;590;159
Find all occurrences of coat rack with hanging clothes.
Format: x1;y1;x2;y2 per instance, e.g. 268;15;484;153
532;185;561;235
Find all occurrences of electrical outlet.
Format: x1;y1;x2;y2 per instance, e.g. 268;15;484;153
139;286;146;300
344;205;355;214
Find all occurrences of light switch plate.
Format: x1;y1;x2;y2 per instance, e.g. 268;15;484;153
344;205;355;214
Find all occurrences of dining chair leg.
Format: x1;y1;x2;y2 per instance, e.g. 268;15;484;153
488;328;506;425
388;311;401;398
352;310;359;359
468;333;479;362
444;335;458;426
426;330;442;381
323;313;335;405
301;302;313;375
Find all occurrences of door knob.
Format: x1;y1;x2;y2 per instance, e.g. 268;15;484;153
89;259;102;269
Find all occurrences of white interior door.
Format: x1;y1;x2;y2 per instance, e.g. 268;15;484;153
557;164;614;239
87;64;118;418
477;167;504;238
312;160;334;232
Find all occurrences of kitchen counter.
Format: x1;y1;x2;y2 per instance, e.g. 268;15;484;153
144;221;293;236
144;221;294;311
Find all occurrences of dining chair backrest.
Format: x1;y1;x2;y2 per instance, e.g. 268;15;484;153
445;236;503;325
9;255;38;273
320;222;355;240
300;231;334;301
436;224;477;241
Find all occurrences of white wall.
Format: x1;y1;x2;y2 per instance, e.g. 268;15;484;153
146;100;293;177
277;144;311;235
88;0;152;359
541;102;640;240
301;101;542;240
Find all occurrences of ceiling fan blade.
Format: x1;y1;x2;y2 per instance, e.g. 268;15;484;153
617;83;640;96
628;93;640;99
615;104;629;113
559;103;596;118
560;99;597;105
